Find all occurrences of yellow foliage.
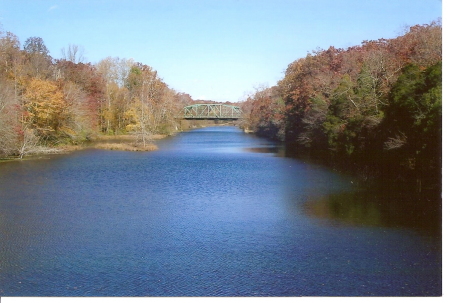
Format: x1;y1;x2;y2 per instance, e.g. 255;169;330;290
124;105;140;132
23;78;66;133
102;108;115;122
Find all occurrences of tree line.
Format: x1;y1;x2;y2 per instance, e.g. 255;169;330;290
0;27;196;158
0;20;442;203
240;21;442;201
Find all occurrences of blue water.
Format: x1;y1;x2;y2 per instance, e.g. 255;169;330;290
0;126;441;296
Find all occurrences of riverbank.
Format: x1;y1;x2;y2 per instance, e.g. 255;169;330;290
0;133;168;162
0;125;237;162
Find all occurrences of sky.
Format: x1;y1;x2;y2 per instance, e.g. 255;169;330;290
0;0;442;102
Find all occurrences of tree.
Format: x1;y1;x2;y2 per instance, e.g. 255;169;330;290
54;60;105;131
22;78;67;140
0;29;22;156
23;37;49;56
0;79;19;156
382;62;441;192
0;24;197;157
0;30;21;77
0;29;25;102
391;20;442;68
16;124;40;159
61;44;86;63
61;81;97;141
96;57;134;133
23;36;51;77
241;85;285;140
124;63;157;146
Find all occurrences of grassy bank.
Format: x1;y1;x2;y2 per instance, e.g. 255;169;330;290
93;142;158;151
0;134;166;161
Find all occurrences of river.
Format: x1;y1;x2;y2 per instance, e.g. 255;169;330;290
0;126;441;296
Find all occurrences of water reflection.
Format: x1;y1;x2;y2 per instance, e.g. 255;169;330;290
244;146;285;156
0;126;442;296
302;189;441;236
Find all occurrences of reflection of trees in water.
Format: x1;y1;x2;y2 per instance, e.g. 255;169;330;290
244;146;283;155
302;189;441;236
303;192;382;227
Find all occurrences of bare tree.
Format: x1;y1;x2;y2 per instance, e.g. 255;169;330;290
61;44;86;63
17;126;40;159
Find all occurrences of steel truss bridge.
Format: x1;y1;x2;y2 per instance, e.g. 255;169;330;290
182;104;242;120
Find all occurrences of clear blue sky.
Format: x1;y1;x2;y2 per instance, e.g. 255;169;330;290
0;0;442;102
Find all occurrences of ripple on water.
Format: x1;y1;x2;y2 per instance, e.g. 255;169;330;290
0;127;442;296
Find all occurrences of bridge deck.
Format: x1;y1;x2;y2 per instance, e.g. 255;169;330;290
182;104;242;120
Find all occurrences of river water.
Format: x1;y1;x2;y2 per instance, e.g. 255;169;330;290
0;126;441;296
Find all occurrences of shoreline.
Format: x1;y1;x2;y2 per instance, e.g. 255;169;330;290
1;126;242;162
0;133;170;162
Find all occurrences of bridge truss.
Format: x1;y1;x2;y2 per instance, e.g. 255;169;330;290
182;104;242;120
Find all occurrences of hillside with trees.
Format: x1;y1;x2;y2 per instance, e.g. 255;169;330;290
241;21;441;204
0;27;197;158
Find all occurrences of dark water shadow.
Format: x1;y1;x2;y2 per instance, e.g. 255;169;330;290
302;187;441;238
244;145;286;157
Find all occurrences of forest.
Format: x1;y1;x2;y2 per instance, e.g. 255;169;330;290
0;25;199;158
0;21;442;205
240;20;441;203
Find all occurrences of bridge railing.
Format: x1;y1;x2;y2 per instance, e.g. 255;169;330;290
182;104;242;120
